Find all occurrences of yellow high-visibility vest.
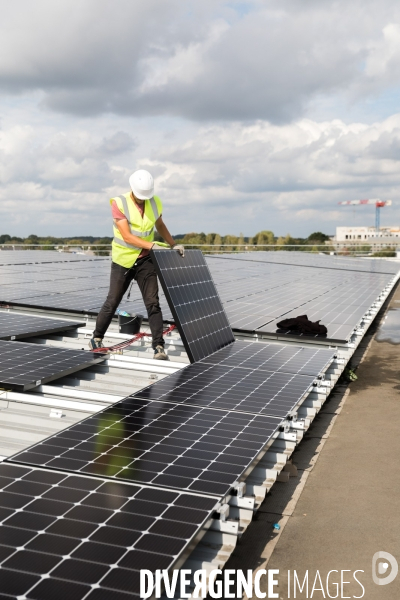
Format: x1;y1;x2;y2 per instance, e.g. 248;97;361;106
110;192;167;267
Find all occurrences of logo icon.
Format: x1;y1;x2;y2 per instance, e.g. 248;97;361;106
372;552;398;585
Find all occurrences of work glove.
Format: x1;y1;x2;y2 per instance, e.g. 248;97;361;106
173;244;185;257
152;243;168;251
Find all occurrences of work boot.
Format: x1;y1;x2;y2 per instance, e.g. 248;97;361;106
88;337;104;351
153;345;169;360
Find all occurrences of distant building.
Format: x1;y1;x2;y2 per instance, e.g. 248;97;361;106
335;226;400;243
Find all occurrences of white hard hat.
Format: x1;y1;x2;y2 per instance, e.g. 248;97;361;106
129;169;154;200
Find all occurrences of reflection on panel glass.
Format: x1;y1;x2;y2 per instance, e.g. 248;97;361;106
199;339;334;375
134;362;315;418
11;397;280;497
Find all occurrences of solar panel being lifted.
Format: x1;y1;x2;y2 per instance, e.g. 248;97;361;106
0;462;217;599
0;312;85;341
151;249;235;362
0;340;106;391
10;398;281;497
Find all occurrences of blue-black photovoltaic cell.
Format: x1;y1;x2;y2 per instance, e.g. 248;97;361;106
151;249;235;362
3;293;106;315
204;255;398;341
0;312;84;341
2;250;397;342
0;250;107;266
0;340;106;391
10;397;281;497
208;251;400;275
0;462;217;599
198;339;334;376
132;362;315;419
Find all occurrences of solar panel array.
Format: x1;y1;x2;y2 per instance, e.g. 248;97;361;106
199;339;334;374
11;398;281;497
216;251;400;274
6;337;321;595
0;312;84;341
1;250;398;344
0;259;113;314
0;253;174;320
0;462;217;599
206;255;397;342
3;248;397;274
0;340;106;391
151;249;235;361
131;362;316;418
3;248;380;596
0;250;106;266
5;249;336;496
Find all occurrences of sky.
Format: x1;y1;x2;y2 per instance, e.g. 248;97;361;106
0;0;400;238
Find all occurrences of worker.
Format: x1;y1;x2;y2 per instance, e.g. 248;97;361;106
88;169;184;359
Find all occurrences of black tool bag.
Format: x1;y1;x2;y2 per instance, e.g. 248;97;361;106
277;314;328;336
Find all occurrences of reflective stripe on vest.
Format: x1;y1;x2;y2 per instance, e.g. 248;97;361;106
112;236;141;250
149;196;160;220
117;195;154;237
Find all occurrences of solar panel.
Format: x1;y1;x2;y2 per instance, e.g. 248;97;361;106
0;287;61;301
5;293;106;315
0;462;217;599
221;287;379;340
131;362;316;419
0;340;106;391
0;268;110;286
0;313;84;341
204;256;396;341
199;339;335;376
151;249;235;362
0;250;108;266
1;250;396;341
221;302;276;331
209;251;400;275
10;398;281;497
0;258;169;317
0;281;107;294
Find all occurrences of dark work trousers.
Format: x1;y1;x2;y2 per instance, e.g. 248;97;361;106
93;256;164;348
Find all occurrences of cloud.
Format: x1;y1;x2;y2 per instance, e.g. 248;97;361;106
1;108;400;237
0;126;134;193
96;132;137;157
0;0;400;122
364;23;400;79
1;0;400;239
149;115;400;233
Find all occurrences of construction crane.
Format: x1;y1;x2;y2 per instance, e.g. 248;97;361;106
338;199;392;232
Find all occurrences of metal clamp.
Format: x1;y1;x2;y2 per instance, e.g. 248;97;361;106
232;482;246;498
217;504;230;522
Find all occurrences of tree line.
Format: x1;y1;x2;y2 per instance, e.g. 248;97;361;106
0;231;394;256
0;231;331;253
0;234;112;255
0;234;112;246
169;230;332;251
